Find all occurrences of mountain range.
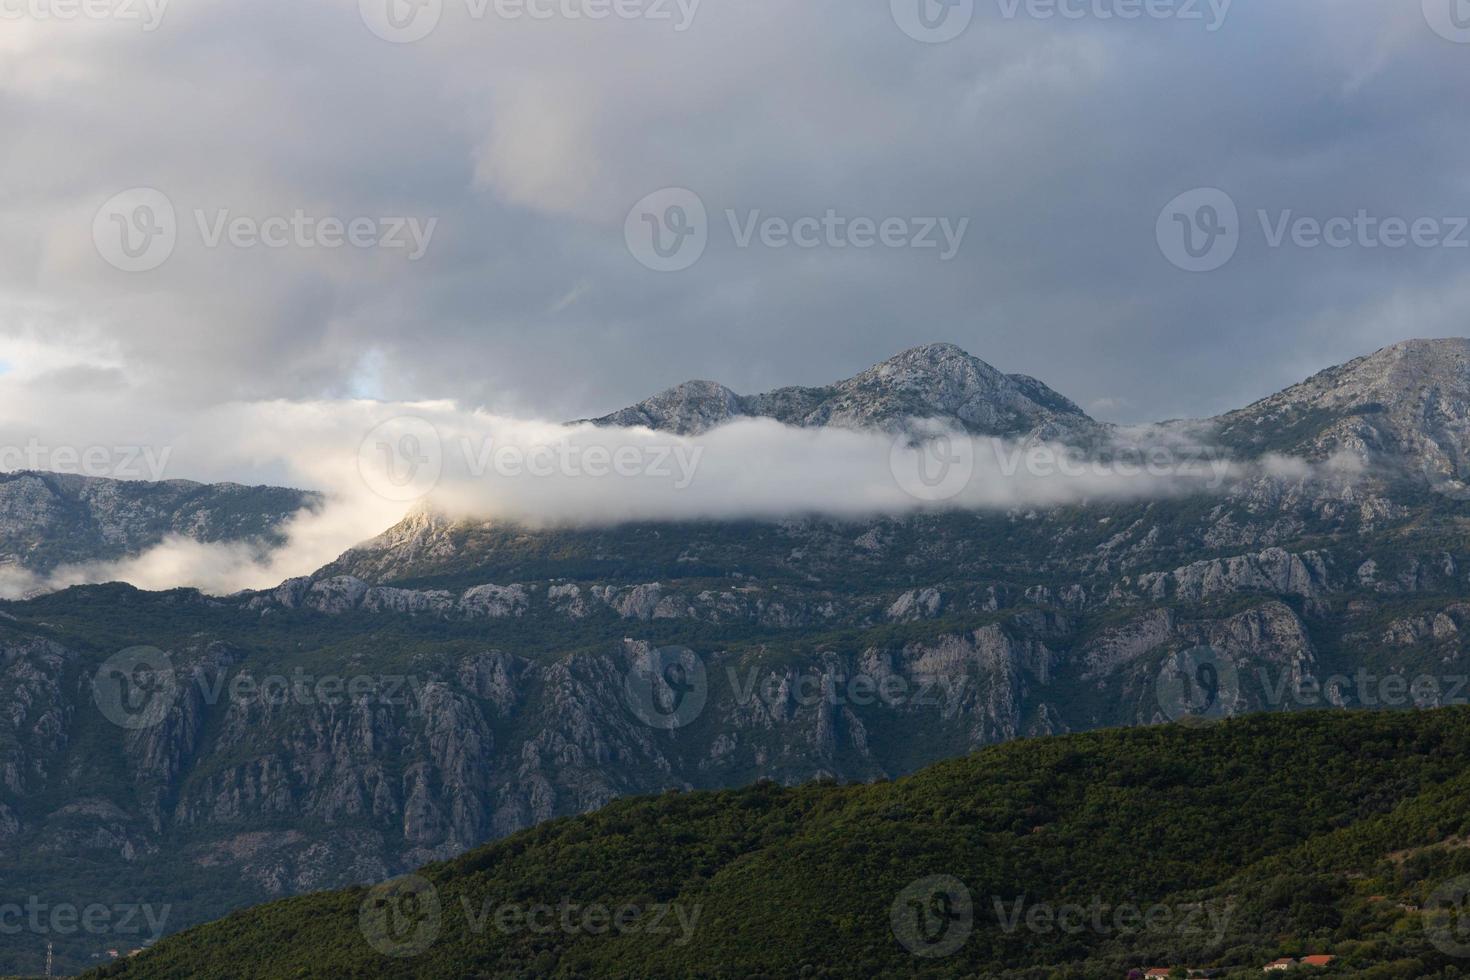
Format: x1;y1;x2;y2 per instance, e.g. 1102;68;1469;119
1;338;1468;974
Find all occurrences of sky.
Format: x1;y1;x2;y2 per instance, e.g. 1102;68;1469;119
0;0;1468;464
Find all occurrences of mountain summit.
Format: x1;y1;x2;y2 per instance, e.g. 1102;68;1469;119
592;343;1095;439
1211;338;1470;478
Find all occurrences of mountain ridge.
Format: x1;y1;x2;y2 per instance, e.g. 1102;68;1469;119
0;470;321;584
590;342;1098;440
1209;338;1470;480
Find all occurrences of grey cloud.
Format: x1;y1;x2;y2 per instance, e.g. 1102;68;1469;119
0;0;1465;436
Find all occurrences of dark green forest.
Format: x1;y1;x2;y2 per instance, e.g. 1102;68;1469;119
85;709;1470;979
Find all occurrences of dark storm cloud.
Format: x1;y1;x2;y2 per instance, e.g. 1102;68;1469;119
1;0;1467;432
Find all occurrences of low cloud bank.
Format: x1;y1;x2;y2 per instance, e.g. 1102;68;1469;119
0;401;1363;597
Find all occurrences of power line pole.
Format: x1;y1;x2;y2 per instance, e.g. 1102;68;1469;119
45;940;53;978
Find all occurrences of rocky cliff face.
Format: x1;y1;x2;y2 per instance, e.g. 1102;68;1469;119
0;587;1342;897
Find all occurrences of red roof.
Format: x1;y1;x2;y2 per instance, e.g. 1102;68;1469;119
1302;955;1335;966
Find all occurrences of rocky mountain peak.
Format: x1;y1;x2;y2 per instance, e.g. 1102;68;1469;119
591;343;1095;440
1211;337;1470;476
864;341;975;372
591;379;744;435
